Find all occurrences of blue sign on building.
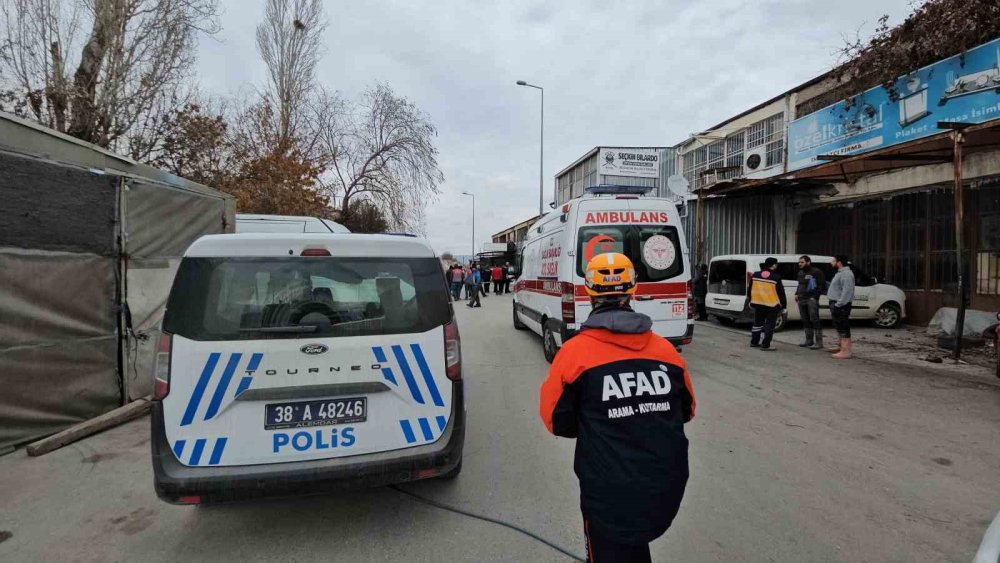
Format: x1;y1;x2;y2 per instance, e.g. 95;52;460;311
788;37;1000;172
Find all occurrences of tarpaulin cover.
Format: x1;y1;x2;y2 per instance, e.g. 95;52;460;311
126;180;226;260
122;181;229;400
0;249;120;450
0;150;117;255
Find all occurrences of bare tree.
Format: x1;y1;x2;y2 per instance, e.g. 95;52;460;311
0;0;220;158
316;83;443;233
255;0;325;150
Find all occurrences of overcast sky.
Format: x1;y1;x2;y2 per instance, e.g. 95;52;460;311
197;0;915;255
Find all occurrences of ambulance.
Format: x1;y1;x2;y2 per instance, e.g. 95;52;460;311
151;233;464;504
513;185;693;362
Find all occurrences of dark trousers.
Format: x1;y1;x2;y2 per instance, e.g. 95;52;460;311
494;279;502;294
466;284;480;307
483;280;490;293
503;279;511;293
797;297;821;343
584;519;651;563
480;283;488;297
694;296;708;320
750;306;779;348
832;303;853;337
450;282;462;300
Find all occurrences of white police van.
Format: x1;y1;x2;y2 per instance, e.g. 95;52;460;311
514;185;693;362
151;233;463;504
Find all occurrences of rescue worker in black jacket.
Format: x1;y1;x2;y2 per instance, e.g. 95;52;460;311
748;257;787;351
540;252;696;563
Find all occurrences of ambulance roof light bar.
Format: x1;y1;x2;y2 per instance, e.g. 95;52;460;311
584;185;653;196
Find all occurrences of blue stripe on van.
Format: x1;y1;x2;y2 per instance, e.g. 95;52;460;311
208;437;228;465
417;417;434;441
391;345;425;404
173;440;186;459
399;420;416;444
410;344;444;407
436;416;447;432
181;353;221;426
189;438;207;465
245;353;263;372
373;346;397;385
204;353;242;420
235;377;253;397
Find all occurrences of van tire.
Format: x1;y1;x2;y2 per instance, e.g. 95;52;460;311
543;323;559;364
439;459;462;479
513;303;527;330
715;315;735;326
774;312;787;332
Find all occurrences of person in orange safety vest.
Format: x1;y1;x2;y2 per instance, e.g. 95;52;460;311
540;252;696;563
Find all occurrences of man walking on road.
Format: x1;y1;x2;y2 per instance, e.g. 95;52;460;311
692;264;709;321
828;255;856;359
749;257;787;351
503;261;513;293
540;252;696;563
795;256;825;350
465;265;481;308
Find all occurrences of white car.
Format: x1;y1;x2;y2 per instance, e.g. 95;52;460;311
151;233;463;504
705;254;906;330
236;213;350;234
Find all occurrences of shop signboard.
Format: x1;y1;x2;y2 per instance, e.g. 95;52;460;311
598;147;660;179
788;37;1000;172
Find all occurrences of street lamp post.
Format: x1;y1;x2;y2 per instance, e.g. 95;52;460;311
516;80;544;216
461;191;475;260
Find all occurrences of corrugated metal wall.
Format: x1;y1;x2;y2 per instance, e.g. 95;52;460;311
698;195;780;263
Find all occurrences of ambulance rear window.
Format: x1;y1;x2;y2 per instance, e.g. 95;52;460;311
163;257;450;341
576;225;684;282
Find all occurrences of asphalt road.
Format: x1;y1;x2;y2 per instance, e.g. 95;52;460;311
1;292;998;562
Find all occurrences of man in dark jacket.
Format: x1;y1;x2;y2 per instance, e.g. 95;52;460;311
795;255;826;350
748;257;787;351
692;264;709;321
540;252;696;563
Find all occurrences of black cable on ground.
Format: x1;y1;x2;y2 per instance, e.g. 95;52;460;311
388;484;585;562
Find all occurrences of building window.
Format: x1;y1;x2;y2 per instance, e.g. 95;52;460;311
746;113;785;168
977;186;1000;295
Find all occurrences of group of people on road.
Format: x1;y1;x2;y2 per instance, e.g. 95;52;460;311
747;254;856;358
690;255;857;359
446;262;515;308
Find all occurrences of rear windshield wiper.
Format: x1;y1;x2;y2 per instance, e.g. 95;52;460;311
239;325;318;334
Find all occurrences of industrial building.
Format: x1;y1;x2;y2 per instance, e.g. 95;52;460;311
492;36;1000;324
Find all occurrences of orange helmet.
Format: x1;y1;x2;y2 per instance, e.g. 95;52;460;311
584;252;637;296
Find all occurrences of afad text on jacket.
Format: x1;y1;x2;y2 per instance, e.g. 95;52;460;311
539;307;696;545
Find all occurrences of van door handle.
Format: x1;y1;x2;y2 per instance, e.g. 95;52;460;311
635;296;653;301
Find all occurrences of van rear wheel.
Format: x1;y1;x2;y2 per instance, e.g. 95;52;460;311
543;323;558;363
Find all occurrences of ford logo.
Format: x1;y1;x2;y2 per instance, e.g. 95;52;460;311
300;344;328;355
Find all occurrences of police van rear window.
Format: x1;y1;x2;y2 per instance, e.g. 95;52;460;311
576;225;683;282
163;257;450;341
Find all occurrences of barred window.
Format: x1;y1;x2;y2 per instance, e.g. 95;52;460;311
977;186;1000;295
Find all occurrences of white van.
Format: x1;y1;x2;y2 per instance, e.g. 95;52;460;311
151;233;463;504
236;213;350;234
706;254;907;330
513;185;693;362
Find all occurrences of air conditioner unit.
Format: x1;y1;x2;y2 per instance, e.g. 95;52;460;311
743;147;767;175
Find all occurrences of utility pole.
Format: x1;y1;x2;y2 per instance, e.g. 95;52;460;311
939;122;972;361
516;81;544;215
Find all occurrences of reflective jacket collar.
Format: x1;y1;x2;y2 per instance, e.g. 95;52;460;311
580;308;653;351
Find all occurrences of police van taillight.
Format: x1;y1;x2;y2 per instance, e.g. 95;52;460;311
560;282;576;324
444;319;461;381
153;332;172;399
